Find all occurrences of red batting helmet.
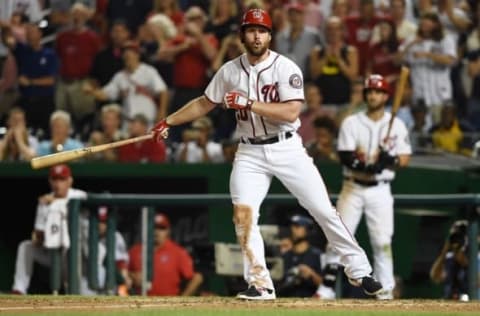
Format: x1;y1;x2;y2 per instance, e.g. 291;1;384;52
363;74;390;95
241;8;272;32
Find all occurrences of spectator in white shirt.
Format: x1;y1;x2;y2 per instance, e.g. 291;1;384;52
174;116;224;163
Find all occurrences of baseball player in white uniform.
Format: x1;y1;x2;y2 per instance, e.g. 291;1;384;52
79;207;130;296
11;164;87;294
318;74;411;300
152;8;382;300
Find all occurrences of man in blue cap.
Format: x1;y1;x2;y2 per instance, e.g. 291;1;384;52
277;214;323;297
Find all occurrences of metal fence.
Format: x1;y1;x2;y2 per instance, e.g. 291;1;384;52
47;193;480;299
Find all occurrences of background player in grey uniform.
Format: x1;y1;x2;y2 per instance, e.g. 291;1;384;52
152;8;382;300
318;74;411;300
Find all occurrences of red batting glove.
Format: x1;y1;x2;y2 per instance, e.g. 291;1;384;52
151;119;170;143
223;91;254;110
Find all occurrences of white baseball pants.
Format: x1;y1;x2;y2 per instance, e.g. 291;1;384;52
230;134;373;290
333;180;395;292
12;240;51;294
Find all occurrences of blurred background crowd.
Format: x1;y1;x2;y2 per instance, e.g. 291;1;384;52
1;0;480;164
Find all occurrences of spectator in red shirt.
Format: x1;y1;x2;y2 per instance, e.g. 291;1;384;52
118;113;167;163
343;0;387;77
366;19;401;93
55;3;102;137
128;212;203;296
157;6;218;143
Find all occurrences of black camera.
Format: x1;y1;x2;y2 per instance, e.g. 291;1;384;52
278;266;302;293
285;267;301;283
448;220;468;249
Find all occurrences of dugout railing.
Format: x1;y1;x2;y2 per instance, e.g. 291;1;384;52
50;193;479;299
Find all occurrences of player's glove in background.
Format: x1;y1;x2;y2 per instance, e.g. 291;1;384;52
339;150;388;174
151;119;170;143
223;91;254;110
377;149;398;169
364;163;385;174
363;149;398;174
338;151;367;172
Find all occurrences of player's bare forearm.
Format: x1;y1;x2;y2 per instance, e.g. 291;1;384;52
165;96;215;126
251;100;301;123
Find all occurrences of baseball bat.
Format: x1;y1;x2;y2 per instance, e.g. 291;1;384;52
385;66;410;141
30;133;154;169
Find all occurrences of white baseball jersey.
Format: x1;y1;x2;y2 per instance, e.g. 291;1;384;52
327;110;412;296
12;188;86;294
204;50;304;138
34;188;87;232
79;212;129;295
208;50;376;292
103;63;167;123
80;229;129;295
338;111;412;182
400;34;457;107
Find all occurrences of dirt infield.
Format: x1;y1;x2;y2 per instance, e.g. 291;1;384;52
0;296;479;313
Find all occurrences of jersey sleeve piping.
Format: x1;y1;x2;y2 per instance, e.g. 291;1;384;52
281;98;305;103
203;93;222;106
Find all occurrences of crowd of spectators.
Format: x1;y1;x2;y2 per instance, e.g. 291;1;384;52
1;0;480;163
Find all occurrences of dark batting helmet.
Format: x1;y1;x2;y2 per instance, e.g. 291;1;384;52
241;8;272;32
363;74;390;95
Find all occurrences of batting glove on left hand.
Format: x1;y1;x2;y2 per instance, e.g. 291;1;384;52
377;149;398;168
223;91;254;110
151;119;170;143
